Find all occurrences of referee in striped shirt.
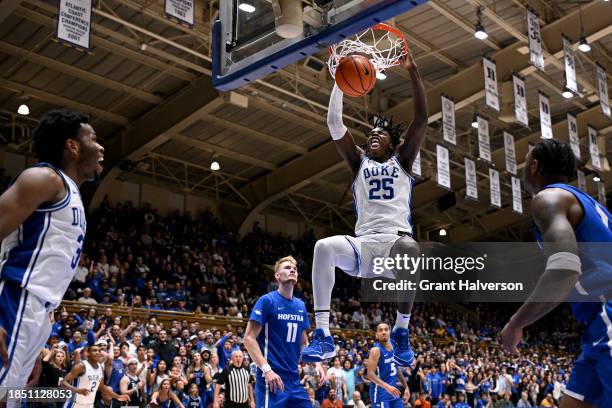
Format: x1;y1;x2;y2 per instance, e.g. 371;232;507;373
214;350;255;408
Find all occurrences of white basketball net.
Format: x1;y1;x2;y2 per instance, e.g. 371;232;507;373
328;24;408;77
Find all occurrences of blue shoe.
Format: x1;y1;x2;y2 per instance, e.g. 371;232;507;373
390;327;415;367
301;328;336;363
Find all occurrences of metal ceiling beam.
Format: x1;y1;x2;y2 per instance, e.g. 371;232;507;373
402;28;464;70
0;78;130;126
0;0;23;24
171;133;277;170
14;5;197;82
0;41;163;105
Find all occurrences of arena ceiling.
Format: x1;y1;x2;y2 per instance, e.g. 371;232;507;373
0;0;611;241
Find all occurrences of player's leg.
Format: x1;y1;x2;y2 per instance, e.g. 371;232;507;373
285;379;313;408
561;352;602;408
302;235;358;362
388;236;419;367
254;380;290;408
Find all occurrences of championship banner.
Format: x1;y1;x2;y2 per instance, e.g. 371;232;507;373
489;168;501;208
598;181;606;206
411;151;422;177
504;131;517;176
597;63;611;118
511;176;523;214
477;116;491;162
483;57;500;111
56;0;92;50
577;169;586;192
539;92;553;139
567;113;580;159
164;0;195;27
441;95;456;145
464;157;478;201
527;7;544;71
562;35;577;94
436;145;451;190
513;74;528;127
589;126;601;171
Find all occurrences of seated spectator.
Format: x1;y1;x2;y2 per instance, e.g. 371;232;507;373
346;391;366;408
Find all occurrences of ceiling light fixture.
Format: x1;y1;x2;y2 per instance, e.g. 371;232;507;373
474;7;488;40
376;71;387;80
577;3;591;53
562;87;574;99
238;2;256;13
471;115;479;129
594;176;601;182
439;228;447;237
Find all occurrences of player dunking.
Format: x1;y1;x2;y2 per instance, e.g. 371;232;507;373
243;256;325;408
61;344;129;408
500;139;612;407
301;51;427;366
366;322;410;408
0;109;104;401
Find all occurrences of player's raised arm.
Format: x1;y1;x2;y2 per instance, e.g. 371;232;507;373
501;189;580;354
327;83;363;174
0;167;65;241
243;320;284;392
364;347;400;398
395;51;428;170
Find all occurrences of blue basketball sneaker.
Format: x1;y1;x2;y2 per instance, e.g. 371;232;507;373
390;327;415;367
301;328;336;363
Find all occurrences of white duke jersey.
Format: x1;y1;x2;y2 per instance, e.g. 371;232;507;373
64;360;103;407
0;163;86;307
353;155;414;236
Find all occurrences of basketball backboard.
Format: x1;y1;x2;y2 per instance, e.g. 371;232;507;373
212;0;429;91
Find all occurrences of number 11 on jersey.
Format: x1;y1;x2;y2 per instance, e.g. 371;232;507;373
286;322;298;342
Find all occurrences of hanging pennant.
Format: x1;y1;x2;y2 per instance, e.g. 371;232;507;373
527;7;544;71
577;169;586;192
504;132;517;175
589;126;601;171
464;157;478;201
567;113;580;160
477;116;491;162
598;181;606;206
436;145;451;190
597;63;611;119
441;95;456;145
164;0;195;27
513;74;528;127
57;0;92;50
489;168;501;208
562;35;578;94
511;176;523;214
411;151;422;178
483;57;500;111
539;92;553;139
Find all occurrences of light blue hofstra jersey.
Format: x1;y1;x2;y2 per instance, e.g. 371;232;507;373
0;163;86;307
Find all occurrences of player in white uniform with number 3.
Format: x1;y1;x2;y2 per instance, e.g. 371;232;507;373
0;109;104;406
61;344;129;408
302;51;427;367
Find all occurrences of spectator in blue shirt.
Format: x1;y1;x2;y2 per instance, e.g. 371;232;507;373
428;366;444;404
454;392;470;408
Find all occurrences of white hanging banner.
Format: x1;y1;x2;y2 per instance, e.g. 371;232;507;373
577;169;586;192
527;8;545;71
504;132;517;175
598;181;606;206
483;57;500;111
56;0;92;50
513;74;529;127
411;151;422;177
164;0;195;27
539;92;553;139
464;157;478;201
477;116;491;162
562;35;578;94
597;63;611;119
441;95;456;145
589;126;601;171
436;144;451;190
489;168;501;208
511;176;523;214
567;113;580;160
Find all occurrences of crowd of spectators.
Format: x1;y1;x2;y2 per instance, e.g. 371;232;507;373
20;197;582;407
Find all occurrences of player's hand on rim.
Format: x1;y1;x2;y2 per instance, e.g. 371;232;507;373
264;369;284;393
401;50;416;71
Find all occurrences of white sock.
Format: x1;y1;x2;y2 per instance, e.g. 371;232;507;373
394;311;411;330
315;311;331;337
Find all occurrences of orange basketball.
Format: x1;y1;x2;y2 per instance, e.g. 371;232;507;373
335;55;377;97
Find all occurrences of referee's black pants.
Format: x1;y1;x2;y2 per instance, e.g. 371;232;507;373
224;402;249;408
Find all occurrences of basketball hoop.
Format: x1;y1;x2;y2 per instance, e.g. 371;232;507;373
328;23;409;78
